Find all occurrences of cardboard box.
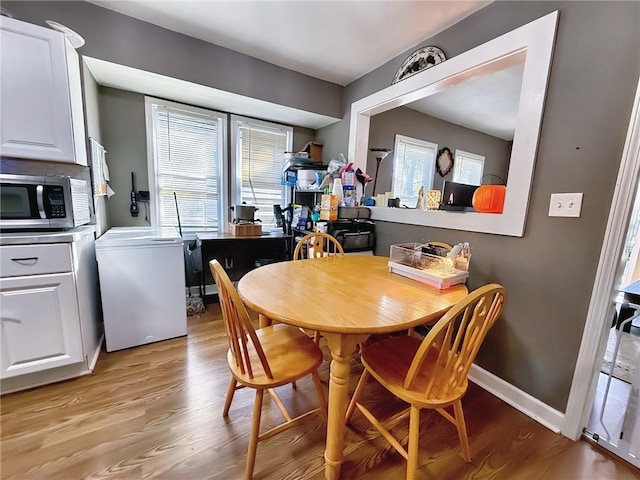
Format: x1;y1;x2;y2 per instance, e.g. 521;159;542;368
320;194;338;221
229;222;262;237
303;141;323;162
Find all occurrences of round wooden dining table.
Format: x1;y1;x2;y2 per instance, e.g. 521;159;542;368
237;255;468;480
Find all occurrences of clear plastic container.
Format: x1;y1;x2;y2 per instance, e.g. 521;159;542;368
388;243;469;289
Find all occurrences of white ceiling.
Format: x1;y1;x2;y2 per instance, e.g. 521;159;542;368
89;0;491;86
82;1;523;135
409;63;524;140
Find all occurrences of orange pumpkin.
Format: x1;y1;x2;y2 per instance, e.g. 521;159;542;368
472;185;506;214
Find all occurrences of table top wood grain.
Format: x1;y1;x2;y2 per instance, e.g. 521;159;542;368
238;255;468;334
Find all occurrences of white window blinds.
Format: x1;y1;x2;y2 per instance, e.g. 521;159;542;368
147;99;226;229
231;116;292;226
453;150;485;186
392;134;438;207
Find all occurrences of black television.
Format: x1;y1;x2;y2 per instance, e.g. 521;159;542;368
440;181;478;211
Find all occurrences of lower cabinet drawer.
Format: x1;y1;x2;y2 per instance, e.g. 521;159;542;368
0;243;73;277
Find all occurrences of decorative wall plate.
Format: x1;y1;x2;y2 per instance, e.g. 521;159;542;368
392;46;446;84
436;147;454;177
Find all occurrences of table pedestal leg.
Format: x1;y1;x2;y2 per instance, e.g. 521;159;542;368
322;333;367;480
258;314;272;329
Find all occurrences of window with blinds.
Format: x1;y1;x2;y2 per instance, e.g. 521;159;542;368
392;134;438;207
453;150;485;186
146;98;227;229
231;116;292;227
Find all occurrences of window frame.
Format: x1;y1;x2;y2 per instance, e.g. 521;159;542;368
230;115;293;227
144;96;228;230
391;134;438;207
453;149;485;186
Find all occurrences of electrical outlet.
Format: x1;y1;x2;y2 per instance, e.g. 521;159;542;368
138;190;150;201
549;193;583;217
224;257;233;269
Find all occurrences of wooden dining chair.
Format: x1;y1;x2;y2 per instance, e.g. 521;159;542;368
407;241;452;338
293;232;344;343
209;259;328;479
346;283;505;480
293;231;345;260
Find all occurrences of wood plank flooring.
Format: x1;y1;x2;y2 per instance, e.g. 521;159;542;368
2;304;639;480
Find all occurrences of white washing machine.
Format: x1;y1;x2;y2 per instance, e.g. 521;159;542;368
95;227;187;352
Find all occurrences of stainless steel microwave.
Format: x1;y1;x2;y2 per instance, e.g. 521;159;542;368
0;174;91;230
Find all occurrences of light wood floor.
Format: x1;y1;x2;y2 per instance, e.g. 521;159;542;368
2;304;639;480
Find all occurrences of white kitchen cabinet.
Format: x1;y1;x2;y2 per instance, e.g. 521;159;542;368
0;229;102;393
0;16;87;165
0;272;83;378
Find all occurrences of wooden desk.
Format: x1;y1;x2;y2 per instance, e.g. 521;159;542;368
237;255;467;479
196;230;291;288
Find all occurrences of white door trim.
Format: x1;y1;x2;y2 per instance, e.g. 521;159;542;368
563;76;640;440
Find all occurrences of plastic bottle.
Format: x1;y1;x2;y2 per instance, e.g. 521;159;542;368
332;177;343;199
342;163;355;188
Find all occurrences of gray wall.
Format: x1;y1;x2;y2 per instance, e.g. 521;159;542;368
82;65;109;236
98;87;317;227
2;1;342;121
2;0;327;229
368;106;511;193
5;0;638;413
98;88;149;227
318;1;640;411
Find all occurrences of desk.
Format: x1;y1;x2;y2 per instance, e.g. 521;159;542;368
196;231;291;288
622;280;640;302
237;255;467;479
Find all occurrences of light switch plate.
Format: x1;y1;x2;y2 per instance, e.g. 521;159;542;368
549;193;583;217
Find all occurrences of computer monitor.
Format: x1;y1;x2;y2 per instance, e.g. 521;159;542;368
441;181;478;211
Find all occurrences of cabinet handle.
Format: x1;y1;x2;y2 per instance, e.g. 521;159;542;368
36;185;46;219
11;257;39;265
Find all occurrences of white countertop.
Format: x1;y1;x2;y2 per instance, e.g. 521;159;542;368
0;225;96;245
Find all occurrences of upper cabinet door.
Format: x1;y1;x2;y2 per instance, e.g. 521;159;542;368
0;17;76;163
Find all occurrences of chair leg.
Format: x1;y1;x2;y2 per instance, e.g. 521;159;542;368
453;399;471;462
406;405;421;480
345;369;370;423
313;330;321;344
223;377;237;417
246;389;264;480
312;370;328;423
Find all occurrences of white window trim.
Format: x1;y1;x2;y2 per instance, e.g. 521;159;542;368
144;96;228;229
453;149;485;185
392;134;438;203
230;115;293;224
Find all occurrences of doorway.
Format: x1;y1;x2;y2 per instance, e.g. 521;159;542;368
563;77;640;468
583;181;640;466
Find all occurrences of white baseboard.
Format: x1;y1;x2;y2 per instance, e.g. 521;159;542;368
1;363;92;395
469;363;565;434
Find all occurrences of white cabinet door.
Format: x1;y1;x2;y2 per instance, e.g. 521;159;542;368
0;17;76;163
65;39;87;166
0;272;83;378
